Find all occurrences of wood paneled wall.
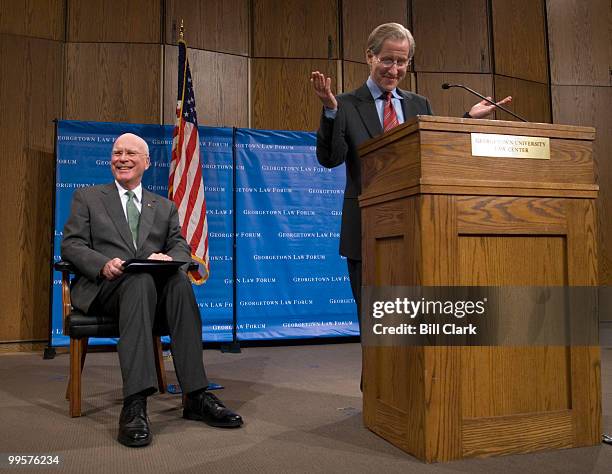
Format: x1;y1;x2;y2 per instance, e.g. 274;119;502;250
250;1;339;130
547;0;612;86
492;0;548;83
0;0;64;40
253;0;338;58
165;0;250;55
491;0;550;123
251;59;339;130
412;1;493;117
494;75;551;123
64;43;161;123
1;0;611;344
163;47;249;127
417;73;493;118
411;0;552;123
412;0;490;73
0;32;63;342
547;0;612;296
67;0;161;43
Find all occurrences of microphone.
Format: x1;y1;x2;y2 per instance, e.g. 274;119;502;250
441;83;528;122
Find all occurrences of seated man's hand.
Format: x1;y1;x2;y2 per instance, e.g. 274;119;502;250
101;257;125;280
469;96;512;119
148;253;173;261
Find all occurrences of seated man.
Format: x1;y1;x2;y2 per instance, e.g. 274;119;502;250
61;132;243;447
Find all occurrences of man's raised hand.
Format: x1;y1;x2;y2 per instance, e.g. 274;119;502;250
310;71;338;110
469;96;512;119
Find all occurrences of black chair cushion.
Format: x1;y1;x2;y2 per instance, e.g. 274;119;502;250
56;260;194;340
67;311;119;338
56;260;118;338
67;311;170;339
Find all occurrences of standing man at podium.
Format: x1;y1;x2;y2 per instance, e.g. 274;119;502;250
311;22;509;323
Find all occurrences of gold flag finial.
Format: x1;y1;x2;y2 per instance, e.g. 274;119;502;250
179;19;184;41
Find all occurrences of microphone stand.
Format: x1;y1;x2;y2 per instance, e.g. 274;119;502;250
442;83;528;122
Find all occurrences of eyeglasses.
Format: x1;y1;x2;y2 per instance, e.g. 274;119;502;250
112;150;146;158
374;56;410;69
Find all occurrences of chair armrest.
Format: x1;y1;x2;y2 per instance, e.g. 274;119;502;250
54;260;75;333
54;260;77;274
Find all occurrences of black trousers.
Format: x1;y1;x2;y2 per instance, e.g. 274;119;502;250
347;258;362;332
91;271;208;398
347;257;364;390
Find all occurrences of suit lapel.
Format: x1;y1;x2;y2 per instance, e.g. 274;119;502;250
354;84;382;138
137;189;157;248
100;183;136;252
398;89;420;121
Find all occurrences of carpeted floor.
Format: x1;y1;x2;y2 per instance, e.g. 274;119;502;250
1;343;611;473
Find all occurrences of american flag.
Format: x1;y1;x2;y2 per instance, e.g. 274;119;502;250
169;38;209;284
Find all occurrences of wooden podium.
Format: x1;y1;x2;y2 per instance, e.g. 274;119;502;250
359;116;600;462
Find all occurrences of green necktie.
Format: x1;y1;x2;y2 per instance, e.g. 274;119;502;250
125;190;140;247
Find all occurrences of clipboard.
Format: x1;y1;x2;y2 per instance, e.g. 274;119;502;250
122;259;188;273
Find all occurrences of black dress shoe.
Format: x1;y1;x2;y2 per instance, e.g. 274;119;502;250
118;398;151;447
183;391;243;428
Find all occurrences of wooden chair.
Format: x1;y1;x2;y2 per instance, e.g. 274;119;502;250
54;260;178;417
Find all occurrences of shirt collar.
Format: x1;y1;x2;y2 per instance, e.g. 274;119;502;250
367;76;403;100
115;181;143;202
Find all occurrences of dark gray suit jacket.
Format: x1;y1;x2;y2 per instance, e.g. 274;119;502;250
61;183;192;313
316;82;433;260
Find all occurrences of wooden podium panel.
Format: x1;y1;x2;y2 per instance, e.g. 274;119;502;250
359;116;600;462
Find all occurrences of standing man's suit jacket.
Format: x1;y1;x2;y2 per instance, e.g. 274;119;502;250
316;82;433;260
61;183;192;313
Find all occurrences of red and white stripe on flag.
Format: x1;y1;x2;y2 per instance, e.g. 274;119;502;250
168;39;209;284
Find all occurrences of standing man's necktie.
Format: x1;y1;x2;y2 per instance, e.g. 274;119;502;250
125;190;140;247
382;91;399;132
